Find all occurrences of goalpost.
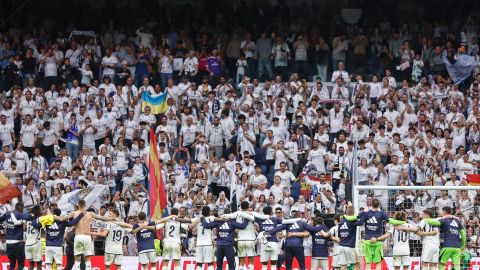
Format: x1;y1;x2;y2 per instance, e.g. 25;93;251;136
352;185;480;266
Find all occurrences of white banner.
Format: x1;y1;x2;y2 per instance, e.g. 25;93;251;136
70;30;96;38
58;185;109;212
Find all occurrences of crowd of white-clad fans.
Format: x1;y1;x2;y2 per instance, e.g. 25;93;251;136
2;0;480;257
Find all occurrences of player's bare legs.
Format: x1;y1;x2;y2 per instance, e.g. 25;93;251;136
73;200;92;270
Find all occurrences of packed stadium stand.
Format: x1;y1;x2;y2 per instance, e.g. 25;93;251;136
1;0;480;269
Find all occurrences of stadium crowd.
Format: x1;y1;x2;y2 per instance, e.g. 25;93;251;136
2;0;480;267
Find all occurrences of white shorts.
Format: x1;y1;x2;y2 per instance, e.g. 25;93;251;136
421;244;440;264
139;251;157;265
196;245;215;263
331;253;340;268
105;253;123;266
260;242;279;262
162;242;181;261
74;234;94;256
25;242;42;262
312;258;329;270
338;246;358;266
237;240;256;257
45;246;63;264
393;256;410;267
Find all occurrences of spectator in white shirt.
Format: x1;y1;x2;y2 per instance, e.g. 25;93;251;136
136;27;153;48
179;51;198;81
240;33;256;78
159;48;174;90
101;48;118;80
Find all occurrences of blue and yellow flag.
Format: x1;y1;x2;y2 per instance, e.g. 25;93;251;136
141;91;169;114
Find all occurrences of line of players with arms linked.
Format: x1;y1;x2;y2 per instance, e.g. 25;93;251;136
0;198;467;270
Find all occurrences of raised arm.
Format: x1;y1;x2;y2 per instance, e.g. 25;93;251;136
201;218;218;229
371;231;392;243
15;212;34;222
395;224;419;233
268;224;287;235
113;221;134;229
343;215;359;222
282;218;302;224
251;211;270;220
387;218;406;226
91;213;115;222
416;230;438;236
132;223;152;234
304;223;329;237
221;212;238;219
424;218;441;226
302;176;317;187
154;215;177;224
235;211;255;221
175;217;192;223
287;231;310;238
66;212;85;227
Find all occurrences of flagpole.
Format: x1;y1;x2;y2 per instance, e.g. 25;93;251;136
347;143;358;201
230;170;238;212
350;143;362;261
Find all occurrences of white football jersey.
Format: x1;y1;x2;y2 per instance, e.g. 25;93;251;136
234;212;256;241
160;219;188;243
388;224;412;256
104;223;131;255
25;219;41;246
328;225;339;255
418;220;440;246
195;216;215;246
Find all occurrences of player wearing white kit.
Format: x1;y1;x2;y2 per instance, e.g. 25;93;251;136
417;209;440;270
24;206;42;270
158;208;189;270
189;206;216;270
385;212;419;270
222;201;256;270
329;215;341;270
89;210;132;270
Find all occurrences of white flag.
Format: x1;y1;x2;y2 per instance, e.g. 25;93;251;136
58;185;109;213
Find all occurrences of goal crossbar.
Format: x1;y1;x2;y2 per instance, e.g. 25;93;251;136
352;185;480;211
351;185;480;255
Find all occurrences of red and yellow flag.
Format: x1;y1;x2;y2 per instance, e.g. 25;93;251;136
466;174;480;186
149;128;167;220
0;172;21;204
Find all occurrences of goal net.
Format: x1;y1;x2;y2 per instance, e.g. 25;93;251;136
352;185;480;260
